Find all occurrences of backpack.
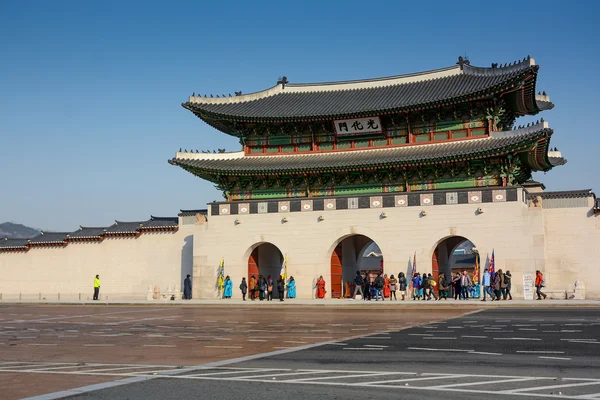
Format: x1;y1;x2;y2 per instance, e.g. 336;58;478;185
355;275;364;285
541;278;546;287
430;279;437;287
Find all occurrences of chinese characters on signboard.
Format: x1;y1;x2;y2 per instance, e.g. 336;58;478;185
334;117;382;136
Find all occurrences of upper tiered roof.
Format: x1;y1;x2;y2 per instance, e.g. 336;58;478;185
183;56;552;135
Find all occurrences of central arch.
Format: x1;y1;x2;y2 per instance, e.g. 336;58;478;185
432;236;477;294
248;242;284;299
330;234;382;298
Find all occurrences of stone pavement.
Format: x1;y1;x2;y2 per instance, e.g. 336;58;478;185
0;304;472;399
1;298;599;306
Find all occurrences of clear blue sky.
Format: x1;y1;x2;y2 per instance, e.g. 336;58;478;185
1;0;598;232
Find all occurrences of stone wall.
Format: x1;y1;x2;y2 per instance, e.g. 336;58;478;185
193;187;588;299
0;226;194;300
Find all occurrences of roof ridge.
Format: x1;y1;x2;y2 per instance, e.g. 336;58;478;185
186;56;537;106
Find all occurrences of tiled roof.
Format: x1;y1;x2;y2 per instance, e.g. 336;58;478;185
531;189;595;199
183;57;546;122
170;121;554;174
178;209;208;217
141;217;179;229
521;180;546;190
68;227;106;240
28;232;69;244
0;238;29;250
104;221;144;234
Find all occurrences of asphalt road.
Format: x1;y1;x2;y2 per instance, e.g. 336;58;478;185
64;308;600;399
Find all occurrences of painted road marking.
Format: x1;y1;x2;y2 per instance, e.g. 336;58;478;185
502;380;600;393
432;377;542;388
407;347;474;352
517;351;565;354
538;356;573;360
343;347;383;350
493;337;541;341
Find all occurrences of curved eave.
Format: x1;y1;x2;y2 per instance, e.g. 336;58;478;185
548;156;567;167
170;124;556;178
66;237;105;242
103;232;141;238
0;247;29;252
182;66;542;135
139;226;179;232
28;242;68;247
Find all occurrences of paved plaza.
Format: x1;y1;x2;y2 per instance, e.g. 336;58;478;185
1;304;599;399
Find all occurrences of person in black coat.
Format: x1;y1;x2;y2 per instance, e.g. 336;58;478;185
183;274;192;300
239;277;248;301
277;275;285;302
453;272;462;300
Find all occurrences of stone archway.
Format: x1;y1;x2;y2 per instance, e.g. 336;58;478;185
432;236;476;284
248;242;284;299
330;234;382;298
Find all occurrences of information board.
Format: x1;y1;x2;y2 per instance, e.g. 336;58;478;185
522;272;534;300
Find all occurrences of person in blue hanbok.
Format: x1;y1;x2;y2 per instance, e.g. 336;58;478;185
287;276;296;299
223;275;233;299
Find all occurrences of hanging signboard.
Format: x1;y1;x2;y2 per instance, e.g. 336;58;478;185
522;272;534;300
334;116;382;136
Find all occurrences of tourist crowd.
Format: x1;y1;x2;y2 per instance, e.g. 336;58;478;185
181;269;548;301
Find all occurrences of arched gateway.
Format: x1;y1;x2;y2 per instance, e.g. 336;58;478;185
330;235;382;298
432;236;476;283
248;243;284;298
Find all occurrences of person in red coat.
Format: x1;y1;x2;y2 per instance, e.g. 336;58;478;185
316;276;326;299
383;274;391;298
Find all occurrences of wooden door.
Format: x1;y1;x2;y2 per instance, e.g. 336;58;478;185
432;249;439;293
330;244;343;298
248;248;259;280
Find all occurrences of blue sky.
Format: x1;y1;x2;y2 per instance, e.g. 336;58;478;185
1;0;598;231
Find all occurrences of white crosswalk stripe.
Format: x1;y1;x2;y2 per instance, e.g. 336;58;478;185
2;363;600;398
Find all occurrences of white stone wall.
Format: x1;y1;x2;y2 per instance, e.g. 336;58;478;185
2;189;598;301
0;226;194;300
193;188;591;299
542;197;600;298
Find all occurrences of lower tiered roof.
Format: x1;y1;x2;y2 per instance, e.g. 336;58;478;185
170;121;564;177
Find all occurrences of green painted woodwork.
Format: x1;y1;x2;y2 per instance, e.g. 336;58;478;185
266;147;279;153
355;140;370;148
452;131;468;139
436;179;474;189
320;144;334;151
337;142;351;149
250;147;263;154
415;134;430;143
471;129;486;137
373;139;387;146
334;185;382;195
391;137;408;145
298;144;310;152
282;145;295;152
434;133;449;141
269;135;291;145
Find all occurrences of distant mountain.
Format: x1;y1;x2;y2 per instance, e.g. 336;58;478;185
0;222;40;239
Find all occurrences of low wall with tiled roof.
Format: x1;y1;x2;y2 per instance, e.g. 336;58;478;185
0;216;198;300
